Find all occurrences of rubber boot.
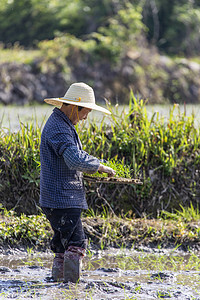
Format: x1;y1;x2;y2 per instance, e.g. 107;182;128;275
52;253;64;282
64;246;86;283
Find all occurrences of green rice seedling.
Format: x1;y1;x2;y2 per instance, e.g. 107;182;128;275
84;158;132;179
35;257;44;267
186;252;200;271
123;286;138;300
27;247;33;256
177;203;200;222
157;291;172;299
100;238;105;251
86;248;94;260
84;208;96;218
161;202;200;222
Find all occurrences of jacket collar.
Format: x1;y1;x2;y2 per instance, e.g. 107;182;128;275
53;107;73;127
53;107;82;149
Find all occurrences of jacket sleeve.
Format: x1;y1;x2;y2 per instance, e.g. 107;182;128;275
63;146;100;173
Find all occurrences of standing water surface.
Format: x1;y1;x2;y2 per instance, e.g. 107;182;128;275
0;247;200;299
1;104;200;132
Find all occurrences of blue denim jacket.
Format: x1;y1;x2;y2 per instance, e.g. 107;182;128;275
39;108;100;209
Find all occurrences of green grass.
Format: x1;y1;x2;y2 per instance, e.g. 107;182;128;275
0;120;41;186
1;92;200;215
161;202;200;222
0;206;200;249
0;44;41;64
79;92;200;177
0;206;52;247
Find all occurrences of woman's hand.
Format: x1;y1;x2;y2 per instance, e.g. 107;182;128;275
98;164;116;177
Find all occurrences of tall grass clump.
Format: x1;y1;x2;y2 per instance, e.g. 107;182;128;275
79;92;200;177
161;202;200;222
79;92;200;215
1;91;200;216
0;121;41;214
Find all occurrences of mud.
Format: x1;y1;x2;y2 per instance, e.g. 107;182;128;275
0;247;200;299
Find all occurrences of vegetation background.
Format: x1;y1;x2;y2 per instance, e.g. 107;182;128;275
0;0;200;223
0;0;200;105
1;0;200;55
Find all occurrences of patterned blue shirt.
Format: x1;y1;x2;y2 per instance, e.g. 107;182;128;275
39;108;100;209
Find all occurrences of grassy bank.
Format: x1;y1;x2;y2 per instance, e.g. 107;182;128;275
0;206;200;251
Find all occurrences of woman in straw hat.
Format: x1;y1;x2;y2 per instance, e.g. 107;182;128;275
40;82;115;283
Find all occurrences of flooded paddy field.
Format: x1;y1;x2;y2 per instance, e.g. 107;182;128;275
1;104;200;132
0;247;200;299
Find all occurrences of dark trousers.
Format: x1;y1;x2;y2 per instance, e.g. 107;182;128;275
41;207;87;253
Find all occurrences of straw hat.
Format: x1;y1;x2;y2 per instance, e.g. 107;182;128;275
44;82;111;115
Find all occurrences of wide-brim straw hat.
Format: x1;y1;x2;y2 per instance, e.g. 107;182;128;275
44;82;111;115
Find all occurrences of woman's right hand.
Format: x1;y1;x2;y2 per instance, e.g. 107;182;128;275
98;164;116;177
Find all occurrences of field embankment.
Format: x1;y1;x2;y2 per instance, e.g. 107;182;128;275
0;207;200;251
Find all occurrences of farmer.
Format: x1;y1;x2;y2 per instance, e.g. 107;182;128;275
39;82;116;283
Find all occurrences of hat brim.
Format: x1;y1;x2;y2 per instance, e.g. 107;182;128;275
44;98;111;115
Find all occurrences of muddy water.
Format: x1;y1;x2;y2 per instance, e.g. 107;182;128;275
0;247;200;300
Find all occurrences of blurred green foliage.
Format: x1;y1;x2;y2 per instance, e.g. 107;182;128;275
142;0;200;55
37;2;145;66
0;0;200;56
0;0;58;46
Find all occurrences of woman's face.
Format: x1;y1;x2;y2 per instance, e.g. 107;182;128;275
72;107;92;125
